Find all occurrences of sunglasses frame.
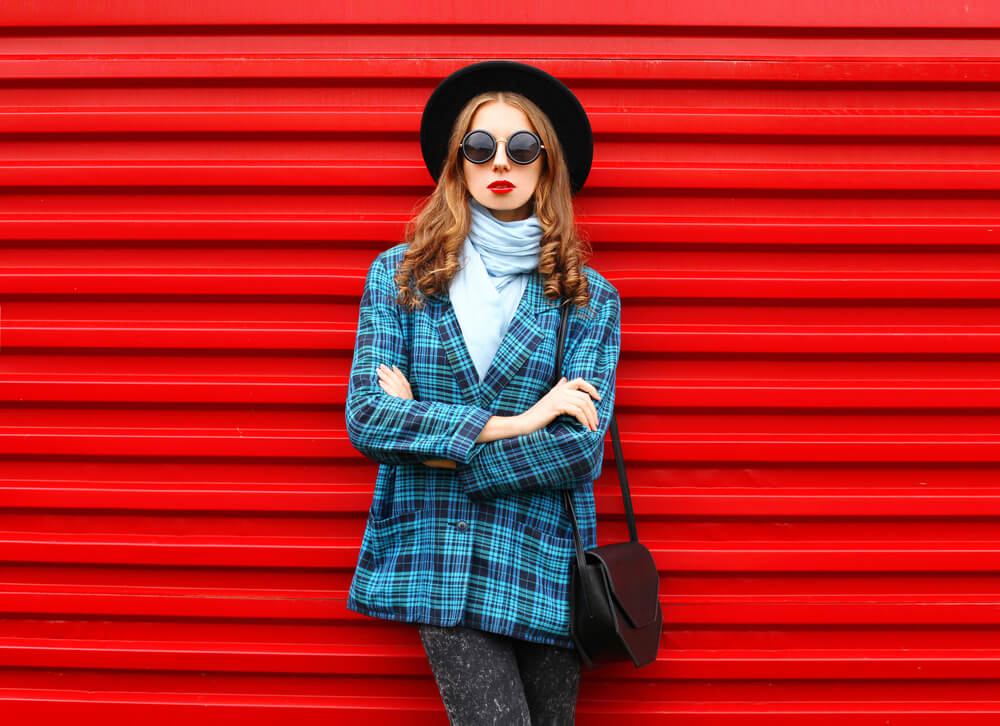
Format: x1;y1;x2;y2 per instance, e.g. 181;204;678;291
460;129;545;166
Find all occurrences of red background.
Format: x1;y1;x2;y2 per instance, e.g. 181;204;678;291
2;1;1000;723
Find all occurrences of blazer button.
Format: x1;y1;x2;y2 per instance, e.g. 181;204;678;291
456;521;468;531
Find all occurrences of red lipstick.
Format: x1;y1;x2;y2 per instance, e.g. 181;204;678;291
488;180;515;194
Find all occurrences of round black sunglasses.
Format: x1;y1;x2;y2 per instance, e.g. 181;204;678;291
461;129;545;165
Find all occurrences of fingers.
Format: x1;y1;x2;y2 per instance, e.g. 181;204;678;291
377;364;405;381
376;364;397;392
376;375;400;397
563;389;596;431
554;377;601;431
559;390;599;432
563;398;597;432
581;392;600;431
377;363;413;399
568;403;591;431
564;377;601;401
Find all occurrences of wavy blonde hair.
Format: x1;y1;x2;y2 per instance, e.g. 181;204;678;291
394;91;591;311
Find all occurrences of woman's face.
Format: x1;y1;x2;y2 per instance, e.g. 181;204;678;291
462;101;543;222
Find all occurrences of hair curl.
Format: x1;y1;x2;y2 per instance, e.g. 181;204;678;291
394;91;591;311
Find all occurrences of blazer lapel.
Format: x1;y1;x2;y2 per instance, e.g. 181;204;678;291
434;273;558;409
436;298;483;406
477;273;553;408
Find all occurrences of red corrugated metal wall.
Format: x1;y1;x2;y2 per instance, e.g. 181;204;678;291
2;1;1000;723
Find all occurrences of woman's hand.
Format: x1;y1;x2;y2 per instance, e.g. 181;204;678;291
517;377;601;435
377;363;456;469
376;364;413;399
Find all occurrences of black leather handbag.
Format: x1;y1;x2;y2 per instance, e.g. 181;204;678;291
554;300;663;670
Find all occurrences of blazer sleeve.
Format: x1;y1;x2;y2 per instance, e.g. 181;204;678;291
345;253;493;466
457;286;622;501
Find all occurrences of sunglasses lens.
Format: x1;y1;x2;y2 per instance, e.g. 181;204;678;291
463;131;494;163
508;131;540;164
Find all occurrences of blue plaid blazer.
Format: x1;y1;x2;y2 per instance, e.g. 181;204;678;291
345;243;621;648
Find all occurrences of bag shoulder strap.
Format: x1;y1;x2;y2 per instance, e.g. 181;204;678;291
554;300;639;544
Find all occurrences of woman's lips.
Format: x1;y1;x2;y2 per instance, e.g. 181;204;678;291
488;181;515;194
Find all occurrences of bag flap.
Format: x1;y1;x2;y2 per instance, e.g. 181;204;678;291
585;542;660;629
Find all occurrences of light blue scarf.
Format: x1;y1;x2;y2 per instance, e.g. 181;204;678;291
449;197;543;381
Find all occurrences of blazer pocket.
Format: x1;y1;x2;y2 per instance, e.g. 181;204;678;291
523;520;575;547
364;508;423;558
354;508;425;614
521;521;577;585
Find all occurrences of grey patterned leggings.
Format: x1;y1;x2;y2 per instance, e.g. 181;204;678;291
418;622;582;725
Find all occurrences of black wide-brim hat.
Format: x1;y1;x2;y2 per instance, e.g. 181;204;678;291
420;60;593;197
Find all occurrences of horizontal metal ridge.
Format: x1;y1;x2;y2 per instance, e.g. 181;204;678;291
0;692;446;725
613;271;1000;300
596;487;1000;516
7;584;1000;625
0;531;355;567
4;694;1000;725
624;325;1000;353
0;481;371;511
8;630;1000;679
6;1;1000;29
1;56;1000;82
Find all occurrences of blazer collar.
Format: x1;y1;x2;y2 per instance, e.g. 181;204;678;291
436;272;559;408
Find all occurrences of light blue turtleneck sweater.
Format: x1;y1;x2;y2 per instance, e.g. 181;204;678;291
449;197;544;382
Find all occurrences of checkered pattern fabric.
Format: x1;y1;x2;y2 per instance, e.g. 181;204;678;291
345;243;621;647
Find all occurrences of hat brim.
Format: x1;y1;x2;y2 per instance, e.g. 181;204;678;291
420;61;593;197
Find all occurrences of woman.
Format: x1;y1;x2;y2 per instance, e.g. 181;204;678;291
345;61;621;724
